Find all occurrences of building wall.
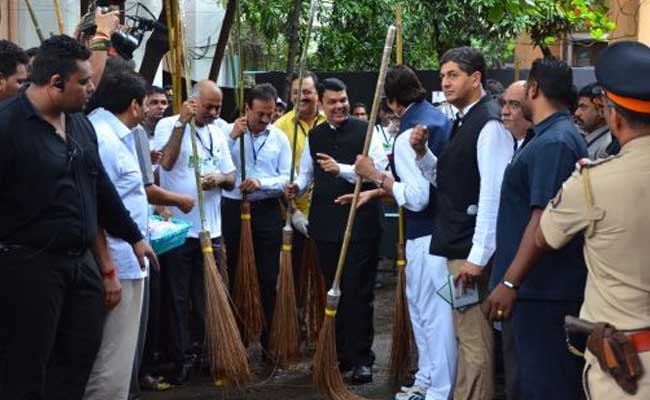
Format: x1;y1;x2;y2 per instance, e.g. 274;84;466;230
513;0;649;68
0;0;227;86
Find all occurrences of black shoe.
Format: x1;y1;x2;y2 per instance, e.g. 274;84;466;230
169;361;192;385
350;365;372;385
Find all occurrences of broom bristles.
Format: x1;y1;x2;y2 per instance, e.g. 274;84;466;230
313;315;366;400
232;200;265;346
301;239;326;347
269;227;301;366
200;232;251;388
387;257;414;384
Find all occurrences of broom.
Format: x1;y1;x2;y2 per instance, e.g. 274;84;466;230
177;1;250;387
387;6;415;384
313;25;396;400
23;0;44;42
268;0;318;367
300;237;326;348
231;2;265;346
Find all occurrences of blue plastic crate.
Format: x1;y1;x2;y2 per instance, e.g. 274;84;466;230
149;215;192;255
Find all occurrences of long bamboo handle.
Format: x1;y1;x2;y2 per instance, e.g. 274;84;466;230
332;26;396;290
285;0;318;228
53;0;64;34
163;0;179;114
395;6;406;255
177;1;208;232
24;0;44;42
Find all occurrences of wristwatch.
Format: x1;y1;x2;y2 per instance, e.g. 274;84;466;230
173;119;186;129
502;280;519;290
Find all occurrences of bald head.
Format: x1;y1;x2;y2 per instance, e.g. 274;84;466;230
502;80;531;141
191;80;222;126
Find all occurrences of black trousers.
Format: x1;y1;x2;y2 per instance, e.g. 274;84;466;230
314;239;379;368
161;237;221;365
0;249;105;400
221;197;282;348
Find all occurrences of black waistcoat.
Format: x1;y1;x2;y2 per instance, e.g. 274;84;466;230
430;95;501;259
308;118;383;243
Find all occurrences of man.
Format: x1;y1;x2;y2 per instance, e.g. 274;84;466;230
412;47;514;400
273;97;287;123
140;85;168;163
154;80;236;384
347;65;456;400
286;78;387;384
484;57;588;400
0;35;156;400
492;79;533;400
83;69;151;400
0;40;28;101
351;102;369;120
486;41;650;399
575;82;614;159
502;80;532;151
222;83;292;349
274;72;327;285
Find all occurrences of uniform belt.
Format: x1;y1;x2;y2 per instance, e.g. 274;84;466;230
629;330;650;353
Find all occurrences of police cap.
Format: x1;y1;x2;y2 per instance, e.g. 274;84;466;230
595;41;650;113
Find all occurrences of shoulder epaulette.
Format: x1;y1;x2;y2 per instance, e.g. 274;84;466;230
574;154;620;173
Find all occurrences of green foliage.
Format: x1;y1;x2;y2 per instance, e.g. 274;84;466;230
231;0;616;73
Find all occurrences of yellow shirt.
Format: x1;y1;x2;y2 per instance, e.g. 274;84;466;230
274;109;326;215
540;135;650;330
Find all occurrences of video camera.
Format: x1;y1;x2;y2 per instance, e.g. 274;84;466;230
79;1;167;60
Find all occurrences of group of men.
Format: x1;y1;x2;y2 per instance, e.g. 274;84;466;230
1;13;650;400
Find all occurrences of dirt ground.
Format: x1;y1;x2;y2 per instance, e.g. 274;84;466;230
141;266;505;400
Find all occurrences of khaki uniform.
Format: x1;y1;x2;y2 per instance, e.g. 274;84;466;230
540;135;650;399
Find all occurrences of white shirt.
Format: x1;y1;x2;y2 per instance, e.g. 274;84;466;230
153;115;236;238
90;108;149;280
416;98;514;267
392;128;430;212
222;124;292;201
373;124;395;162
294;122;389;194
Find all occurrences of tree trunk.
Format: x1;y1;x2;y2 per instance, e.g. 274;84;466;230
284;0;302;97
139;7;169;84
209;0;238;82
540;44;553;59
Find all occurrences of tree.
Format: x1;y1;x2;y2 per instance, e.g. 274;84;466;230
494;0;615;58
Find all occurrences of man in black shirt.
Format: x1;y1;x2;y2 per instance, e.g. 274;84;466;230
0;35;157;400
0;40;29;102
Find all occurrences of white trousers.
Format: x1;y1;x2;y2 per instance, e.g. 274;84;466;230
83;278;144;400
406;235;457;400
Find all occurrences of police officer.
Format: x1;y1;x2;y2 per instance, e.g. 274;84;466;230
485;41;650;398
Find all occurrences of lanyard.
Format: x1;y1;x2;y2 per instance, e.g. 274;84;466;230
195;126;213;158
250;131;269;163
296;114;320;138
377;124;391;148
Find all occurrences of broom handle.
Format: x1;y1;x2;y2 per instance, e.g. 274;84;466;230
163;0;180;114
23;0;44;43
177;0;208;232
285;0;318;228
53;0;64;34
332;26;396;289
395;6;407;262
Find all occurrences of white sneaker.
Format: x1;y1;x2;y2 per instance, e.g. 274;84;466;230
394;385;426;400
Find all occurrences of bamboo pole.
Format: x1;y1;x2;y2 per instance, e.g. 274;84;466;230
53;0;64;34
313;25;396;400
163;0;180;114
23;0;44;43
387;5;415;385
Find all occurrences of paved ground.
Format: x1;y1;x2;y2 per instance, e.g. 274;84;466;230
142;268;402;400
142;266;506;400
